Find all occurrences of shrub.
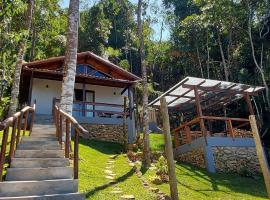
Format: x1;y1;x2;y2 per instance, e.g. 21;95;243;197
156;156;168;176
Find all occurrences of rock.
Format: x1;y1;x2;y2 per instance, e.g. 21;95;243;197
105;175;115;180
104;170;113;174
120;195;135;200
110;190;123;194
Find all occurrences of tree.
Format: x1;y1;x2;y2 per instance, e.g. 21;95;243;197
9;0;34;116
137;0;151;167
60;0;79;115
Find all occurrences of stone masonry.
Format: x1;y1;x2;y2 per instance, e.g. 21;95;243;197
212;147;261;173
176;148;206;169
82;124;127;144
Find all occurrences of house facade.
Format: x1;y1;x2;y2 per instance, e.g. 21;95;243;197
19;51;141;143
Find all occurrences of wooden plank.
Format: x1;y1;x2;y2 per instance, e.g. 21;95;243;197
249;115;270;198
74;128;79;179
160;97;179;200
201;116;249;122
0;128;8;181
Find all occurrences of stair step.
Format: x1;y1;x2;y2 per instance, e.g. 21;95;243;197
21;137;57;142
6;167;73;181
15;150;64;158
0;179;78;197
0;193;84;200
11;158;70;168
17;143;61;150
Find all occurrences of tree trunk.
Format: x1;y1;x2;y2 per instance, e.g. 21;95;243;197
217;32;229;81
9;0;34;116
137;0;151;167
30;24;36;61
247;4;270;109
206;30;210;79
196;43;204;78
60;0;79;115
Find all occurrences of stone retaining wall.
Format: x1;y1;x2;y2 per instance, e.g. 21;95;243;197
212;147;261;173
176;148;206;169
82;124;127;144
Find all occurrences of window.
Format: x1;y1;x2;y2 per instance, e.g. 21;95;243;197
76;64;110;78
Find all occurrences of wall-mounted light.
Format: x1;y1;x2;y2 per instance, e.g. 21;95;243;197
46;85;49;88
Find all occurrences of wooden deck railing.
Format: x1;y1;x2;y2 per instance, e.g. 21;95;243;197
0;102;36;181
53;105;89;179
173;116;251;147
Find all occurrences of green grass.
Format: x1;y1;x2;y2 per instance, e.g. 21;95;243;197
139;162;268;200
0;128;29;177
141;133;165;152
77;139;156;200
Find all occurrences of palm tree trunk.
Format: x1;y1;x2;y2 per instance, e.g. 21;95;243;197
9;0;34;116
137;0;151;167
60;0;79;115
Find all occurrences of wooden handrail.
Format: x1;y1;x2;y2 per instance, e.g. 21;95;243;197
73;101;124;108
0;101;36;181
53;105;89;179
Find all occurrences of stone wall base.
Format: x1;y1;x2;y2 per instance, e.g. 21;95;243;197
212;147;261;173
82;124;127;144
176;148;206;169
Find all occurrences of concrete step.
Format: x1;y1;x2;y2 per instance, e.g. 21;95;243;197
17;143;61;150
15;150;64;158
30;135;57;139
6;167;73;181
31;132;56;136
11;158;69;168
0;179;78;197
21;137;57;142
0;193;84;200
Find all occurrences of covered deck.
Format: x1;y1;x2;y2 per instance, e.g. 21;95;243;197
149;77;264;147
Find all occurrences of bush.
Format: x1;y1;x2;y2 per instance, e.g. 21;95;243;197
156;156;168;176
0;97;10;120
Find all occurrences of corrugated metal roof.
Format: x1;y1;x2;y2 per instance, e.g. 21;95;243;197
149;77;264;111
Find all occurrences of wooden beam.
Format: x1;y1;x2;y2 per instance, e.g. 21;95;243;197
245;94;255;115
160;97;179;200
194;86;207;139
250;115;270;198
121;87;129;95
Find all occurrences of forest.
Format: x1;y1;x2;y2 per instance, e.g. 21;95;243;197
0;0;270;129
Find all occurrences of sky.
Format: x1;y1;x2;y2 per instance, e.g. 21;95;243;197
59;0;170;41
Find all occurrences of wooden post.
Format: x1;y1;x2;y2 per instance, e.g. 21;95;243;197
27;71;34;105
0;128;9;181
23;111;29;136
65;119;70;158
59;114;63;145
16;113;22;148
226;119;234;138
160;97;179;200
123;96;128;151
173;131;180;147
250;115;270;198
184;126;191;144
194;86;207;141
245;94;255;115
74;128;79;179
9;118;18;161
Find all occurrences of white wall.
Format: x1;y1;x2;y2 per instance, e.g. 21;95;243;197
31;79;62;114
31;78;127;115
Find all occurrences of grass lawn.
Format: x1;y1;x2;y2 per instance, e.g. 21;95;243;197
0;129;29;177
138;133;268;200
77;139;156;200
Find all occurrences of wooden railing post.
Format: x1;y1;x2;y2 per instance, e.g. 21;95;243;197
65;119;70;158
226;119;234;138
185;126;191;144
9;118;18;161
16;113;22;148
173;131;180;147
0;128;9;181
23;110;29;136
74;128;79;179
59;114;63;145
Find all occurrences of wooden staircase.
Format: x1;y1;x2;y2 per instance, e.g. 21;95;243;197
0;122;84;199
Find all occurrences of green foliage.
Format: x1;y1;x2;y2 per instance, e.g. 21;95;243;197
0;97;10;120
155;156;168;175
119;59;130;70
